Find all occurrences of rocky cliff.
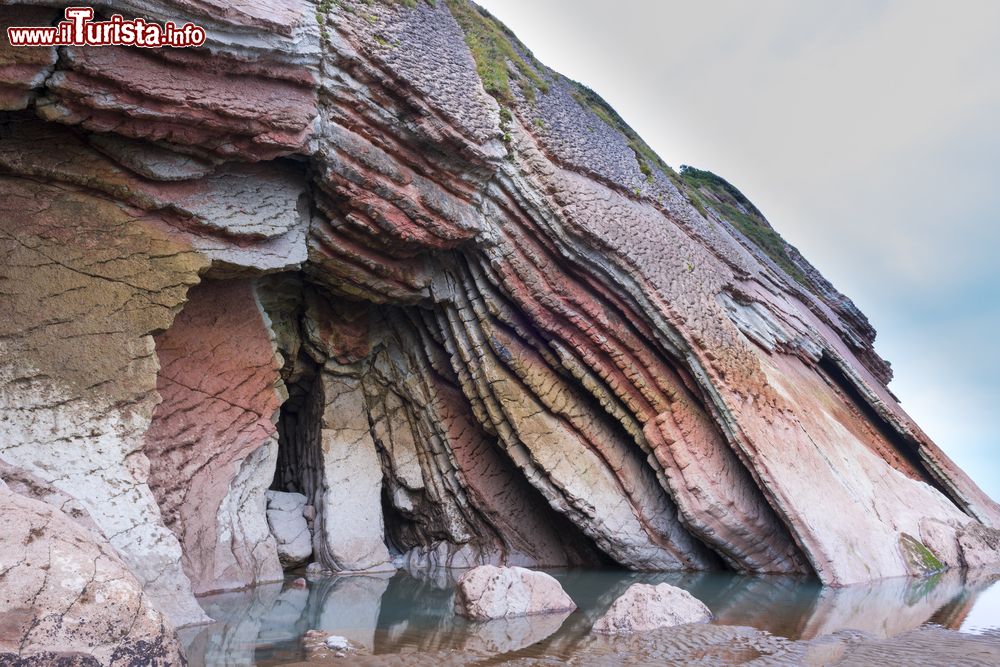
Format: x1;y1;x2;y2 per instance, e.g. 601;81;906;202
1;0;999;654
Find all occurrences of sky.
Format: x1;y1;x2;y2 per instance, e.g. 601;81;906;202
475;0;1000;500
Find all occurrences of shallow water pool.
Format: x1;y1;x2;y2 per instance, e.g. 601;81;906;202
179;567;1000;665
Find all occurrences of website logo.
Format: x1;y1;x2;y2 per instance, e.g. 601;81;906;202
6;7;207;48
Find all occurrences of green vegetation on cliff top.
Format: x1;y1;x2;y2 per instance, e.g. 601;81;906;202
444;0;548;103
679;166;810;287
441;1;811;291
565;80;812;290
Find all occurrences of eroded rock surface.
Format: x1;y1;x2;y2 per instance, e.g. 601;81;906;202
0;173;209;626
0;483;184;665
267;490;314;568
143;278;285;595
592;582;712;634
2;0;999;644
454;566;576;620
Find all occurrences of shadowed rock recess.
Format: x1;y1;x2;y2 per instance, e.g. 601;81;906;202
1;0;999;641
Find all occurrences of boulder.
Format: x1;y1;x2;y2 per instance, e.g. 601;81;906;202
302;630;366;660
454;566;576;621
918;518;965;567
958;523;1000;569
0;460;100;533
0;485;185;665
267;490;314;568
592;583;712;634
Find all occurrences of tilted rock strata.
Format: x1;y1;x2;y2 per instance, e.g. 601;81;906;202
1;0;999;640
0;7;58;110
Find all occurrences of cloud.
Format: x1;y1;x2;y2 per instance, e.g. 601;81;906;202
476;0;1000;500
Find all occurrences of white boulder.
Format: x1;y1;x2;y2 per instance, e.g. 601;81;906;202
266;490;312;568
592;582;712;634
454;565;576;621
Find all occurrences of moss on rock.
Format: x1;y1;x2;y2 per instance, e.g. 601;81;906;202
899;533;945;575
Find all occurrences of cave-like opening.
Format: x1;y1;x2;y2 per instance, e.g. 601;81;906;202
270;362;319;496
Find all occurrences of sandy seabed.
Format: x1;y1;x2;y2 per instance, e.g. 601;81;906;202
289;624;1000;666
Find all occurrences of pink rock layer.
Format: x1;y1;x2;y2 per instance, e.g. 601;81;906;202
144;279;285;595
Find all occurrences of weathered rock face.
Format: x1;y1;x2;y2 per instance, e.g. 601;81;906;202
454;566;576;621
2;0;999;639
266;490;314;568
143;278;285;595
0;167;210;626
0;482;185;665
316;372;395;572
592;582;712;634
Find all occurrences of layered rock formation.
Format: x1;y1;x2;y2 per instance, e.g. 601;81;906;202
2;0;999;642
143;278;285;596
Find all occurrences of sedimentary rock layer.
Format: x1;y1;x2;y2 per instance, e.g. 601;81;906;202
143;278;285;595
0;172;209;626
1;0;999;642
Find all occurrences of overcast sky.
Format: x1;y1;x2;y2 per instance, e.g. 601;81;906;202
475;0;1000;500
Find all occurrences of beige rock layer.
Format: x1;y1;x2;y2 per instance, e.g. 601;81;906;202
0;483;185;665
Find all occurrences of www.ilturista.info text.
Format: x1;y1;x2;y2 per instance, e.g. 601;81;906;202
6;7;206;48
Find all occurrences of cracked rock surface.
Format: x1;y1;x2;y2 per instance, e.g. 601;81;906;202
1;0;999;653
592;582;713;634
266;491;313;568
0;482;184;665
454;565;576;621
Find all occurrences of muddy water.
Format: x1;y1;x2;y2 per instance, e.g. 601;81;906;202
179;567;1000;666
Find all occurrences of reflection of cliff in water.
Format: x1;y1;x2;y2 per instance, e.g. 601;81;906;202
178;567;1000;665
702;568;998;639
180;574;393;666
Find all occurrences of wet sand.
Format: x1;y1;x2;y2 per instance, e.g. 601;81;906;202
279;624;1000;666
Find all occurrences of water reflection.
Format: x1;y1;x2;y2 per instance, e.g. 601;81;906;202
179;566;1000;666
